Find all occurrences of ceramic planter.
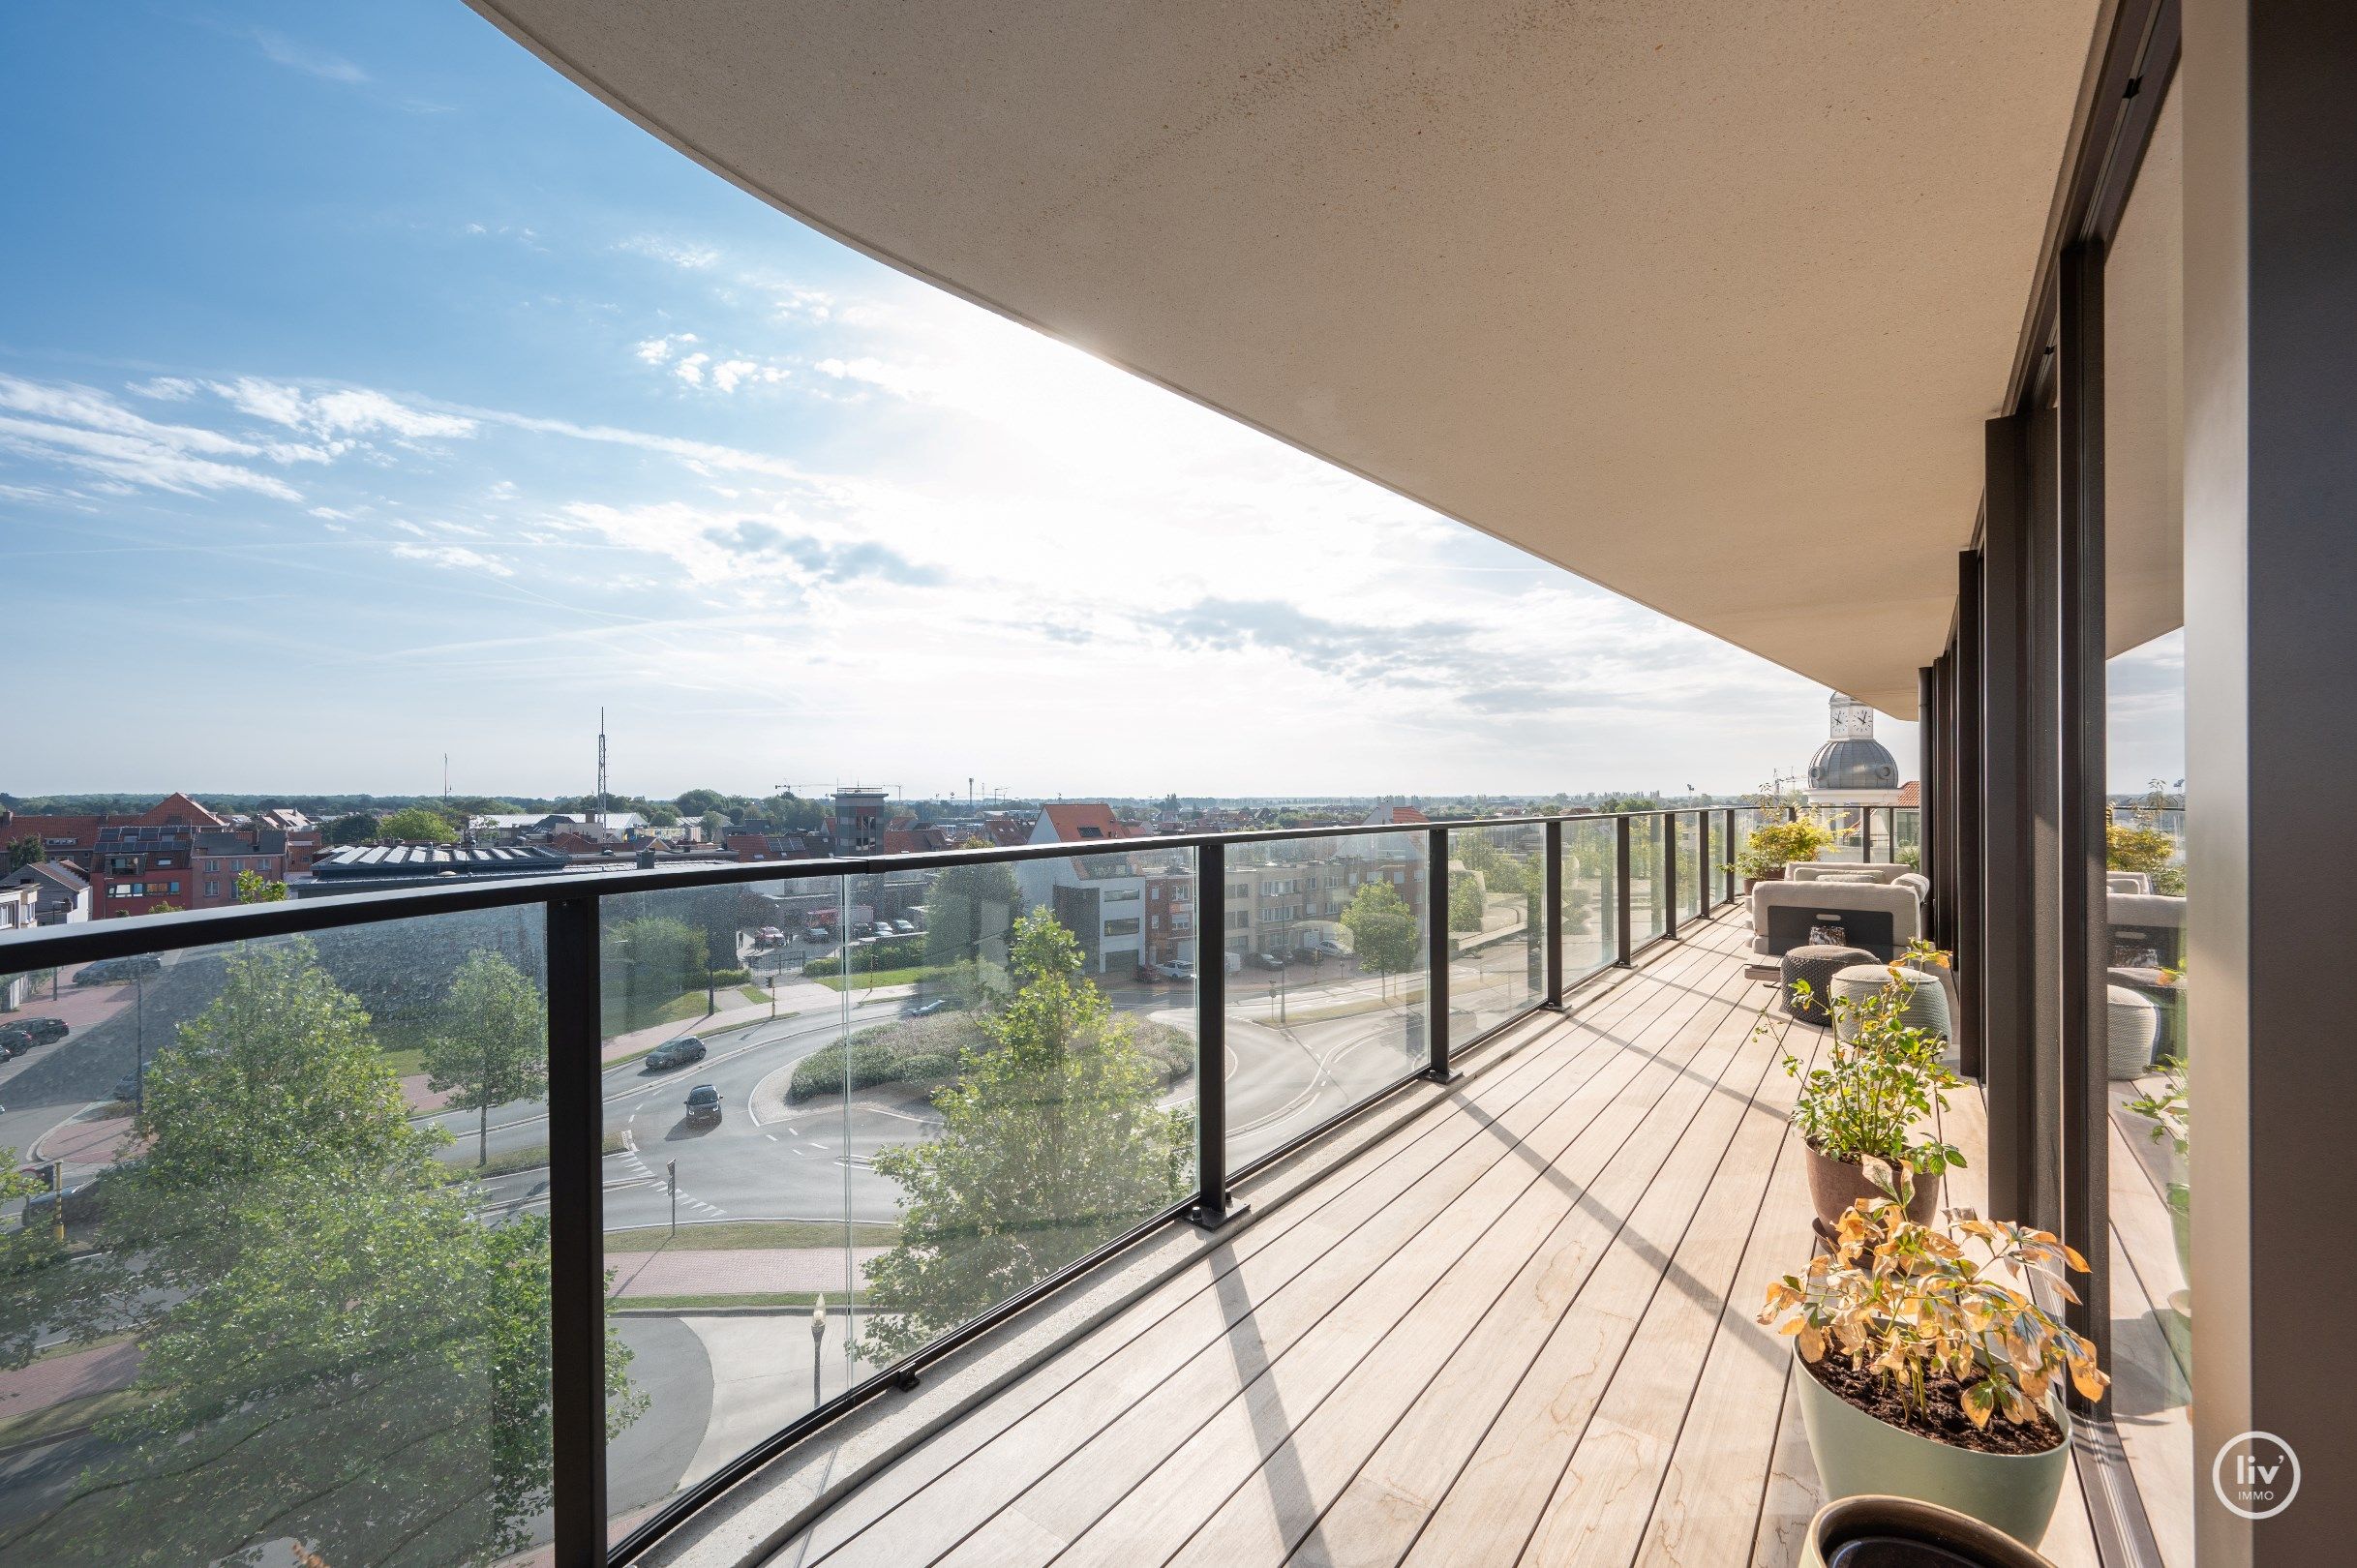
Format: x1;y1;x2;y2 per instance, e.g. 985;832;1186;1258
1794;1347;2070;1548
1805;1142;1940;1230
1801;1494;2059;1567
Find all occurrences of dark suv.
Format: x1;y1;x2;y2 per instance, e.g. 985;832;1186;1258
683;1084;723;1126
13;1016;68;1045
646;1036;708;1070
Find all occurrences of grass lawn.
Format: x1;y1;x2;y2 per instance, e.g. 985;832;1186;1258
442;1129;624;1180
738;983;772;1007
807;965;947;993
600;985;717;1036
606;1219;900;1251
0;1385;142;1450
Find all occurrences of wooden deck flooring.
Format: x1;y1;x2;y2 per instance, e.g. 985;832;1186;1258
770;911;2110;1568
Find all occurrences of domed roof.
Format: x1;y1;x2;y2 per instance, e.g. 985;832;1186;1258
1808;737;1899;793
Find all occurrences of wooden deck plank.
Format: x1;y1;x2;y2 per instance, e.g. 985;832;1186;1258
813;939;1734;1564
1394;956;1790;1568
1120;935;1779;1568
1747;1362;1820;1567
1600;1019;1827;1568
963;933;1768;1565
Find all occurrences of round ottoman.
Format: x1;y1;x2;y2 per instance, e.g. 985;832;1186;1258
1828;963;1953;1044
2109;966;2189;1061
2106;984;2161;1078
1780;945;1878;1024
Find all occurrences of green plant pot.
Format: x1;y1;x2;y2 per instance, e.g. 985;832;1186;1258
1801;1495;2059;1567
1794;1347;2070;1548
1805;1143;1940;1231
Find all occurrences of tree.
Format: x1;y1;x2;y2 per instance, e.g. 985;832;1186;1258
675;787;737;819
925;857;1022;974
8;834;45;870
1341;882;1420;999
323;811;378;845
1;941;640;1567
701;809;731;838
232;867;287;903
378;805;458;843
1448;871;1487;933
603;914;708;1009
862;912;1192;1359
421;950;550;1165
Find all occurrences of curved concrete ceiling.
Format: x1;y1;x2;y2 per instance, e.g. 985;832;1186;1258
470;1;2104;718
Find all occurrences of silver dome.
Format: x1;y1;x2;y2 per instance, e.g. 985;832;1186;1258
1807;737;1899;792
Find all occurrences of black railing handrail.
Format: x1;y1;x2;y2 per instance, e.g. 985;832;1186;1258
0;805;1787;972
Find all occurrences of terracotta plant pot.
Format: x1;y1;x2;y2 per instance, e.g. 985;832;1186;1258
1805;1143;1940;1231
1801;1494;2060;1567
1795;1347;2070;1548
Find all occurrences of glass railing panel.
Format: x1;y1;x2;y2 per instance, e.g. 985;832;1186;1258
1561;817;1617;984
847;845;1197;1374
1628;815;1667;950
1445;823;1544;1049
597;875;854;1543
1802;805;1865;863
1675;813;1703;920
1225;830;1427;1168
0;908;556;1566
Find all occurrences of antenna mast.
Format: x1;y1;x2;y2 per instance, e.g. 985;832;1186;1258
596;709;609;827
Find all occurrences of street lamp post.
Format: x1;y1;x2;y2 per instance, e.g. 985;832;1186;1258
133;966;145;1113
810;1295;829;1409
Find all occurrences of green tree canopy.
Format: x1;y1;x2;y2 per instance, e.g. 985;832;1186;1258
8;833;45;869
323;810;378;845
3;940;640;1567
377;804;459;843
863;912;1192;1360
232;866;287;903
1448;871;1488;933
1342;882;1421;997
421;950;550;1165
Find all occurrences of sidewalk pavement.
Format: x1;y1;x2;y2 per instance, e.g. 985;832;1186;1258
0;1339;142;1423
31;1109;137;1169
608;1246;889;1298
596;977;915;1064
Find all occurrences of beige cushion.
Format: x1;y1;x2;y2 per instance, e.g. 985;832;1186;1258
1749;878;1923;956
1788;861;1913;885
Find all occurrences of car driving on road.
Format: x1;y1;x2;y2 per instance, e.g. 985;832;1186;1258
683;1083;723;1126
645;1036;708;1070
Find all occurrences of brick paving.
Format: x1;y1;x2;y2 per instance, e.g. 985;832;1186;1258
0;1339;142;1422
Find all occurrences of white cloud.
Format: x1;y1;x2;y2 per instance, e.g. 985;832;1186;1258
391;542;513;577
211;377;477;440
672;353;710;387
0;374;306;499
252;29;367;84
129;377;200;401
710;358;788;393
619;235;720;271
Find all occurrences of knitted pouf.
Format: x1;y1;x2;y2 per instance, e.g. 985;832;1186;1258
2106;984;2161;1078
1828;963;1953;1044
1780;945;1879;1024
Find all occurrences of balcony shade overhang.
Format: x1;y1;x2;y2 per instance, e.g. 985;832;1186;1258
469;0;2124;717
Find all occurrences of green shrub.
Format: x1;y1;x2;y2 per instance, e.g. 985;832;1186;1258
898;1052;957;1083
707;966;752;984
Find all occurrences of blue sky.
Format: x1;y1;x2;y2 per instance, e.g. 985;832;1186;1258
1;4;2184;803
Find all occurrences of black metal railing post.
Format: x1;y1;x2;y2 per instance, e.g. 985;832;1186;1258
1695;810;1710;915
1615;815;1634;966
545;894;607;1568
1721;807;1737;906
1190;840;1244;1228
1662;814;1680;940
1862;807;1876;864
1421;826;1458;1081
1542;818;1564;1008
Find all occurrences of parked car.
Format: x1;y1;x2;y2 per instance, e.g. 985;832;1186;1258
0;1034;23;1062
755;926;787;946
74;954;162;986
646;1036;709;1070
1253;952;1287;970
20;1175;106;1233
891;920;918;935
12;1016;68;1046
683;1084;724;1126
1164;960;1195;981
901;998;955;1018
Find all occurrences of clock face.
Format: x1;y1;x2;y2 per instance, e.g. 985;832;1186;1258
1830;696;1874;739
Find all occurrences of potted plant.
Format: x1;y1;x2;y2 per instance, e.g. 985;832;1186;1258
1802;1495;2060;1568
1736;817;1841;890
1786;946;1964;1228
1762;1171;2108;1546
